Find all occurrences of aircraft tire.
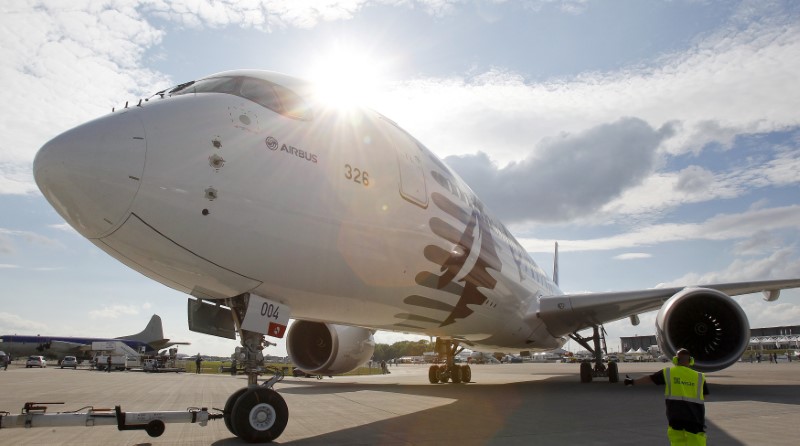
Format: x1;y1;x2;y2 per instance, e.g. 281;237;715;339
428;365;439;384
231;387;289;443
223;387;250;436
461;365;471;383
608;362;619;383
580;362;592;383
438;365;449;383
451;365;462;384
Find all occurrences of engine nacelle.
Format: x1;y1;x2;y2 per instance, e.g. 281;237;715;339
655;287;750;372
286;321;375;375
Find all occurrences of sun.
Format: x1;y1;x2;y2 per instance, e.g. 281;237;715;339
306;44;388;108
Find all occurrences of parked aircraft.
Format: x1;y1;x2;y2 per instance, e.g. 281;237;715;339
0;315;187;360
33;69;800;442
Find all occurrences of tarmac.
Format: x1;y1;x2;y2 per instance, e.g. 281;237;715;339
0;361;798;445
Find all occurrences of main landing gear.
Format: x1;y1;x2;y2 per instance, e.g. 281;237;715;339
570;325;619;384
223;294;289;443
428;338;472;384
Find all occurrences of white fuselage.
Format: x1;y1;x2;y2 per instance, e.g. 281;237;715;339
34;70;566;352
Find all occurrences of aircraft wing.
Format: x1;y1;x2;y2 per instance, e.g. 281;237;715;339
537;279;800;337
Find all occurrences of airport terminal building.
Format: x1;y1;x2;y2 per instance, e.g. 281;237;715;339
620;324;800;355
748;325;800;349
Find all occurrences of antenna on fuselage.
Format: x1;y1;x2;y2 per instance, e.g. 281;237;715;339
553;241;559;286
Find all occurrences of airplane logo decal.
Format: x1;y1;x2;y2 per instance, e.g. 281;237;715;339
401;191;502;328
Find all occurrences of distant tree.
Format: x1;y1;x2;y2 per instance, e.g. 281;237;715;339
372;339;433;361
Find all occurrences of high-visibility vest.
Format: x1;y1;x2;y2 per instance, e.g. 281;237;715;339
664;366;705;404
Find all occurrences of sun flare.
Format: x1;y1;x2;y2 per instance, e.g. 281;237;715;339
307;45;388;108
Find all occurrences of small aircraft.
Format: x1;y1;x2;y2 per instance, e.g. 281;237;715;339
0;315;187;359
33;69;800;442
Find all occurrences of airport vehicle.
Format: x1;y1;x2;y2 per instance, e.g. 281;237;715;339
0;315;187;360
92;341;143;371
93;355;134;371
142;358;183;373
60;356;78;369
33;69;800;442
25;356;47;368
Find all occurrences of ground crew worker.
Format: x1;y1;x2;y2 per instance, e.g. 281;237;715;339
624;348;709;445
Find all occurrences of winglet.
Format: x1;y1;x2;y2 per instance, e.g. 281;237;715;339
553;241;559;286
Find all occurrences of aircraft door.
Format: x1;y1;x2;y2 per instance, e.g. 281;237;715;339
378;118;429;208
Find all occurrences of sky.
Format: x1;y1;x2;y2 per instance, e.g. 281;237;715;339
1;0;799;357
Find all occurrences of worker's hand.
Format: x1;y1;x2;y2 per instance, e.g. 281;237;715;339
624;375;634;386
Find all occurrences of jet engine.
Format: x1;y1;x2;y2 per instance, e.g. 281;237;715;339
286;321;375;375
655;287;750;372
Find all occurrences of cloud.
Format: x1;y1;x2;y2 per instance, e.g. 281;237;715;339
520;204;800;252
675;165;714;193
0;1;476;196
49;223;79;234
0;264;19;269
443;117;669;223
0;228;65;253
733;230;784;256
0;234;12;255
595;143;800;222
0;162;40;195
380;7;800;165
0;1;168;194
4;1;800;202
613;253;652;261
88;304;141;319
141;0;432;30
0;312;48;332
658;247;800;287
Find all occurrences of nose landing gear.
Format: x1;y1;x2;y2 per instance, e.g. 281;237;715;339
224;294;290;443
225;386;288;443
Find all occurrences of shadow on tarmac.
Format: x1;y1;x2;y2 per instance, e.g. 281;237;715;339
210;370;798;445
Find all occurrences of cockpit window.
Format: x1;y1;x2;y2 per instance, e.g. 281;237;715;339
239;77;284;115
169;75;312;121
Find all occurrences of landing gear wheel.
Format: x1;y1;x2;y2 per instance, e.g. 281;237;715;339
438;365;449;383
231;388;289;443
428;365;439;384
451;365;462;384
608;362;619;383
461;365;471;383
580;362;592;383
223;387;250;436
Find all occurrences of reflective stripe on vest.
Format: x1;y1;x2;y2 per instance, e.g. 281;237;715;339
664;366;705;404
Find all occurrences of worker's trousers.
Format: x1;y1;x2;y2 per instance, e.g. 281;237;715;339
667;427;706;446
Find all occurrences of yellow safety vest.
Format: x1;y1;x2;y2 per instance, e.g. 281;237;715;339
664;366;705;404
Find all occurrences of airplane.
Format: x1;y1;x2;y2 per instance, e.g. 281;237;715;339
32;69;800;443
0;315;188;360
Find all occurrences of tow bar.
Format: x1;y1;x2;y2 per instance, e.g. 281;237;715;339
0;402;224;437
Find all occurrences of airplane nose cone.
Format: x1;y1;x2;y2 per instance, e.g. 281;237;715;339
34;112;147;239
